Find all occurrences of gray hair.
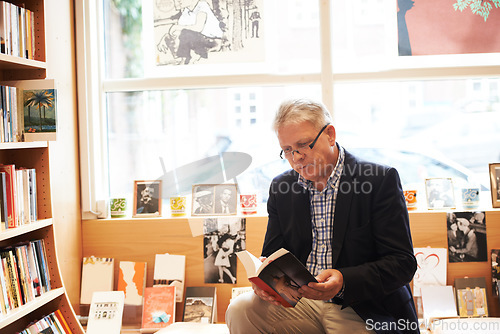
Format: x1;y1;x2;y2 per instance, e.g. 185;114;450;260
273;98;333;132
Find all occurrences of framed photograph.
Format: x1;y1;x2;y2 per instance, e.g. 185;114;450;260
489;163;500;208
133;180;162;217
425;178;455;210
192;185;215;216
213;184;237;215
192;184;238;216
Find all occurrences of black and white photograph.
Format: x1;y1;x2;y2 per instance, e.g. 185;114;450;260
133;180;162;217
425;178;455;209
192;184;215;215
447;211;487;263
203;217;246;284
489;163;500;208
213;184;237;215
153;0;265;66
491;249;500;297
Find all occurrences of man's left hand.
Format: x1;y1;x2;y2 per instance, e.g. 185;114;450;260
299;269;343;301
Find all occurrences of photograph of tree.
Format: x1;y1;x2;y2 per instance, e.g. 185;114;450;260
153;0;264;65
398;0;500;56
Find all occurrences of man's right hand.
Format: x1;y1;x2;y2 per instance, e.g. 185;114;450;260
252;282;282;306
251;256;282;306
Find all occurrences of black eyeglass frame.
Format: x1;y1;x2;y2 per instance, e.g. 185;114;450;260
279;123;330;159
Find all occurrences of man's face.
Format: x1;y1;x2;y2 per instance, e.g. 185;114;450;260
277;121;336;184
221;189;231;203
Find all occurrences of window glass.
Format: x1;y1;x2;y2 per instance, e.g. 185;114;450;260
107;84;322;203
331;0;396;73
333;78;500;190
103;0;320;79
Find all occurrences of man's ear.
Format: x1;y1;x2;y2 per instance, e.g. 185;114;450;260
326;125;336;145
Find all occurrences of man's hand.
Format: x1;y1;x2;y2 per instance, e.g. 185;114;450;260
251;256;285;306
251;282;283;306
299;269;343;301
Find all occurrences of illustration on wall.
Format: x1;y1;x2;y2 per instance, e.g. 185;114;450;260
154;0;264;65
397;0;500;56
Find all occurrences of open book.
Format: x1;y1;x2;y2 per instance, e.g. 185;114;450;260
236;248;317;307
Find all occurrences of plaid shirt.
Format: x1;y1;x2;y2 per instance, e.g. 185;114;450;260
298;145;345;277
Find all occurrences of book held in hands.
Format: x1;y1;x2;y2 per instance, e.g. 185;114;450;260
236;248;317;307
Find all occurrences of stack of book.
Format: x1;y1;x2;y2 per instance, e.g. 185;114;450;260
0;165;37;231
0;1;36;60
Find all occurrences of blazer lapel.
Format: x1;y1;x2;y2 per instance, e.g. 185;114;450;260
332;152;356;267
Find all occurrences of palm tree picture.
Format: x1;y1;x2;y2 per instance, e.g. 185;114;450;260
23;88;57;133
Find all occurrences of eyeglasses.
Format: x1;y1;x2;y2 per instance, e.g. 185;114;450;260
279;123;330;159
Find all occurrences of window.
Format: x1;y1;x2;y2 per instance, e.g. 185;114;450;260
77;0;500;217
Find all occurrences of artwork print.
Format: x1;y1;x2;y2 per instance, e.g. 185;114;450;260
153;0;264;65
23;88;57;134
203;217;246;284
398;0;500;56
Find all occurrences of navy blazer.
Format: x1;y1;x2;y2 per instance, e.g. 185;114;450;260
262;150;419;333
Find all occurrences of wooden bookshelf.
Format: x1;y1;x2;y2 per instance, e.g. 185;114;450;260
0;0;84;332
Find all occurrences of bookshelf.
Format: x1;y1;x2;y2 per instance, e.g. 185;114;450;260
0;0;84;333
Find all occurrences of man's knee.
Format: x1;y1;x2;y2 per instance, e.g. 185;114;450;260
226;291;254;324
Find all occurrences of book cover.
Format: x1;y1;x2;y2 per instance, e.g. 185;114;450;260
153;253;185;303
420;285;458;324
86;291;125;334
236;248;317;307
182;286;217;324
141;286;176;332
413;247;447;297
80;256;114;304
454;276;488;317
117;261;147;306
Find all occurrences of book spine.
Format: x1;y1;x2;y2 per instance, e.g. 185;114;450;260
0;257;12;312
0;172;8;231
54;309;72;333
0;164;17;228
29;168;37;222
27;241;41;297
1;250;21;308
